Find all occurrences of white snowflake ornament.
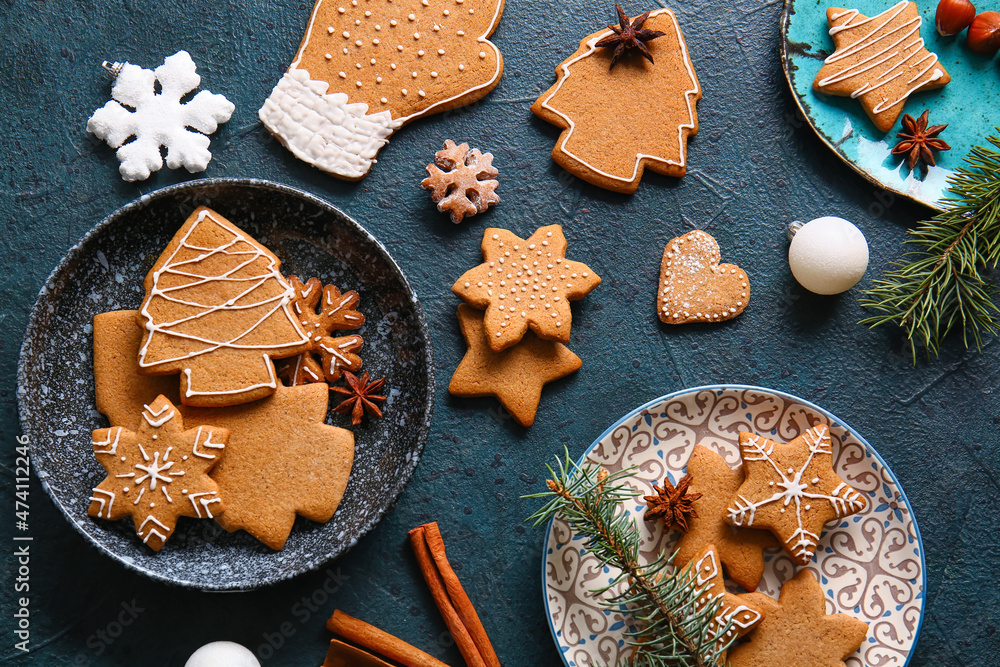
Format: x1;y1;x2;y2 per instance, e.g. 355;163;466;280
87;50;234;181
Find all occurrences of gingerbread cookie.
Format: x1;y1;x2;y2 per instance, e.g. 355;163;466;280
814;2;950;133
449;305;581;427
452;225;601;351
138;207;310;408
421;139;500;223
726;425;868;566
95;310;355;550
277;276;365;386
658;230;749;325
728;570;869;667
259;0;505;180
685;545;766;663
531;7;700;194
88;395;228;551
674;445;778;592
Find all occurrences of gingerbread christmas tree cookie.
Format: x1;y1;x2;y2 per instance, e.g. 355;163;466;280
531;7;700;193
259;0;505;180
725;425;868;566
813;1;950;133
728;570;869;667
138;207;310;408
88;396;228;551
452;225;601;351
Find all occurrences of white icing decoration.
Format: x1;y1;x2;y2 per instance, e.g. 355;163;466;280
192;427;226;460
141;401;175;427
92;427;123;455
188;492;223;518
90;489;115;518
138;515;171;545
691;549;764;645
534;8;699;185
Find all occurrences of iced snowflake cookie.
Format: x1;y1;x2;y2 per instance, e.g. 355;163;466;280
531;7;700;194
93;310;356;551
138;207;311;408
276;276;365;386
452;225;601;351
658;230;750;325
813;2;950;133
421;139;500;223
449;305;581;427
88;395;227;551
725;425;868;566
728;570;869;667
259;0;505;180
87;51;234;182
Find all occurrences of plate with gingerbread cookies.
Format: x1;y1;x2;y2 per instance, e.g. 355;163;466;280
17;179;434;590
781;0;1000;210
543;385;925;667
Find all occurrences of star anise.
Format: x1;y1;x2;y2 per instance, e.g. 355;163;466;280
643;474;702;532
594;5;666;70
891;110;950;171
331;371;386;426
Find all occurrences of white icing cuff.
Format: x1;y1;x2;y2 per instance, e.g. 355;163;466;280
259;68;400;180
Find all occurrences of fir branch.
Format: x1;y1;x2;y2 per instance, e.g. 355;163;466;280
860;131;1000;359
525;448;735;667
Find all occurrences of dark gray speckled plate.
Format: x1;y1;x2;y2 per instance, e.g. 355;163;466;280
17;179;434;591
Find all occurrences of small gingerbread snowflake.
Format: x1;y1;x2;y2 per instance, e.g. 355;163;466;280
87;50;234;182
421;140;500;223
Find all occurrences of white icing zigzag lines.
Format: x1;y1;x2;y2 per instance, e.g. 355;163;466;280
92;427;123;456
188;492;222;518
192;427;226;460
138;515;171;545
142;401;176;427
90;489;115;519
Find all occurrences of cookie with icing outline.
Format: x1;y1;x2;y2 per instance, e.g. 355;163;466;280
658;230;750;325
530;7;701;194
88;395;228;551
137;207;311;408
259;0;505;181
813;1;950;133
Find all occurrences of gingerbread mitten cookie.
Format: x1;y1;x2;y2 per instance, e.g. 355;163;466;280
137;207;310;407
531;7;700;193
658;231;750;325
259;0;505;180
813;2;950;133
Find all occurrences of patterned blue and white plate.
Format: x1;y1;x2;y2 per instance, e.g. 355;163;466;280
543;385;925;667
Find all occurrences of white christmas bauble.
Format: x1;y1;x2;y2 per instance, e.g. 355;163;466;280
185;641;260;667
788;216;869;295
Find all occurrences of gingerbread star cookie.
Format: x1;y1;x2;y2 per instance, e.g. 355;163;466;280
813;2;950;133
725;425;868;566
531;8;700;193
449;305;581;427
674;446;778;592
88;395;228;551
658;230;750;325
137;207;310;407
728;570;869;667
276;276;365;386
452;225;601;351
686;545;766;663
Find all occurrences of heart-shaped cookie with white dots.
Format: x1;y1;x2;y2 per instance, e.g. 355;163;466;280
657;230;749;325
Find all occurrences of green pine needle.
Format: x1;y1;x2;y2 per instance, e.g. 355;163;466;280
860;131;1000;360
524;448;735;667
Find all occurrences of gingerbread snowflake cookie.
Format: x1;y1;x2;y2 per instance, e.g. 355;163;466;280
259;0;505;180
277;276;365;386
813;2;950;133
421;139;499;223
452;225;601;351
658;230;749;325
531;7;700;193
88;396;227;551
725;425;868;566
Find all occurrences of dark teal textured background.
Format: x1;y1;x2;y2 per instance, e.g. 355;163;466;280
2;0;998;665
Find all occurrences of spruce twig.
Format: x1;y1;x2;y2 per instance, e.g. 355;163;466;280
525;448;735;667
860;131;1000;360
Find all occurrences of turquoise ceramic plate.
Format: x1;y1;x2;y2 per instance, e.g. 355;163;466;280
781;0;1000;210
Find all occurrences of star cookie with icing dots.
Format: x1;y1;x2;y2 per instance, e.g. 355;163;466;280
449;305;581;427
813;1;950;133
685;544;767;662
725;425;868;566
452;225;601;351
728;569;869;667
88;395;228;551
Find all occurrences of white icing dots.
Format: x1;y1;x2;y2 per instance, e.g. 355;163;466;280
325;53;333;60
342;31;350;38
356;80;363;87
370;58;377;64
434;24;441;31
431;71;438;77
364;9;371;16
355;39;363;46
397;44;404;51
401;88;408;95
411;71;418;78
381;97;388;103
417;49;425;56
414;32;420;39
337;7;345;13
373;38;380;45
457;30;465;36
418;89;426;97
458;63;465;71
390;19;398;26
408;12;416;20
443;9;450;15
437;49;445;55
376;76;383;82
375;24;381;30
390;63;397;69
479;51;486;58
355;19;361;25
328;26;336;33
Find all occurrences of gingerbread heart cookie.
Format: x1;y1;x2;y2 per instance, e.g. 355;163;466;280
657;230;749;325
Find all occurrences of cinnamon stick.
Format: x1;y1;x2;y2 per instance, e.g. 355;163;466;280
409;522;501;667
322;638;394;667
326;610;450;667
